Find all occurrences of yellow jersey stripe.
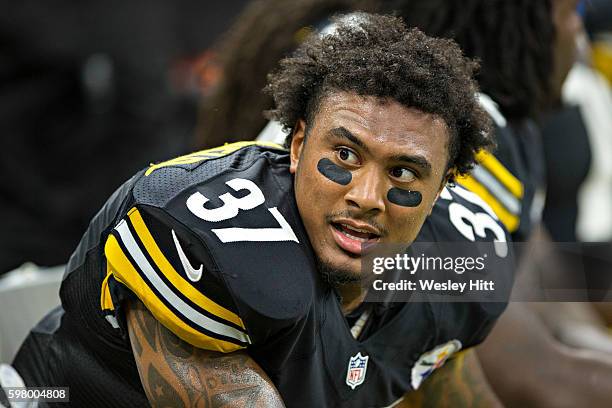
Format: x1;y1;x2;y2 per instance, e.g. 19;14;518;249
111;219;250;343
100;265;115;312
145;141;284;176
458;176;520;232
126;207;246;329
476;150;524;199
105;234;245;353
470;166;521;215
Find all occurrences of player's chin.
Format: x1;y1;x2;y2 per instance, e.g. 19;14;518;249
318;253;365;285
321;266;363;286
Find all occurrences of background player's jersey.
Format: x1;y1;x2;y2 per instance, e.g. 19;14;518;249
14;143;512;407
458;94;546;241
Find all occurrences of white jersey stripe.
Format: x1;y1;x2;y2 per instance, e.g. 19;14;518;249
471;166;522;215
114;220;251;344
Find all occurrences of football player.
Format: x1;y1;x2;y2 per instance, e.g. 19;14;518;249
13;14;512;407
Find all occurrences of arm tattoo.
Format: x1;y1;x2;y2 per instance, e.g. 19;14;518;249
400;350;503;408
127;300;285;408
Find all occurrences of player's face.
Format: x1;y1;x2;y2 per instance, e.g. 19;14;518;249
290;91;450;283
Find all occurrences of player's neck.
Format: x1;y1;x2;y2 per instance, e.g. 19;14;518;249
335;283;367;315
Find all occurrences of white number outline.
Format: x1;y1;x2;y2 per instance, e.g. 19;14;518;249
187;178;299;243
441;186;508;258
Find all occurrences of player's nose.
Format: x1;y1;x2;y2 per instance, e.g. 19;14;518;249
344;168;386;214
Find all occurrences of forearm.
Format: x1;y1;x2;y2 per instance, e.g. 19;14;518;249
520;227;612;352
400;350;503;408
478;302;612;407
127;300;285;407
592;302;612;326
562;346;612;397
529;301;612;353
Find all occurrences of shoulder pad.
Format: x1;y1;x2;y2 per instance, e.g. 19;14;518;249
104;142;314;352
419;184;511;249
132;142;287;208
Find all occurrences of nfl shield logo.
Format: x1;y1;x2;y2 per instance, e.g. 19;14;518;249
346;352;369;390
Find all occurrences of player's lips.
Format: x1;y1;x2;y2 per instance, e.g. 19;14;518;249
330;219;381;255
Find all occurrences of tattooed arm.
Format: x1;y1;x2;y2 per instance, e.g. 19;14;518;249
399;350;503;408
126;299;285;408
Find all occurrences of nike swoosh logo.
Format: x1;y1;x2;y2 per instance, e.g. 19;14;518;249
172;230;203;282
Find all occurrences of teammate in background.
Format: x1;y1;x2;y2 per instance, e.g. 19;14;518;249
394;0;612;405
10;14;512;407
196;0;378;149
536;22;612;354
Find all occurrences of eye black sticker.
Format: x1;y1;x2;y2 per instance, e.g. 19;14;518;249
317;158;352;185
387;188;422;207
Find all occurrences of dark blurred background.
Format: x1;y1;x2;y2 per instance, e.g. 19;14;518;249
0;0;249;273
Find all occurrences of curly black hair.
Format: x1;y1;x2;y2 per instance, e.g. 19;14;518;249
265;13;492;179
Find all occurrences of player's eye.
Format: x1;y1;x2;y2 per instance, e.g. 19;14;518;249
390;167;416;182
336;147;360;165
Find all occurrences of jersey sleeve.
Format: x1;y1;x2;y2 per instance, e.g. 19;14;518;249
456;117;546;242
102;205;251;353
99;142;314;354
466;95;531;239
456;148;524;234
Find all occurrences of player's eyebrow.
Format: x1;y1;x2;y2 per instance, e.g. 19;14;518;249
390;154;432;177
329;126;433;177
329;126;367;150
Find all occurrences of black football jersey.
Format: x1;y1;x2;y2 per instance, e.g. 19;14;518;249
13;142;512;407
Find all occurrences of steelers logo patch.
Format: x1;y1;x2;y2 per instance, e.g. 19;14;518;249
411;340;462;390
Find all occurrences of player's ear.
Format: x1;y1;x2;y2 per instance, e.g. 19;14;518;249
429;169;454;215
290;119;307;175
